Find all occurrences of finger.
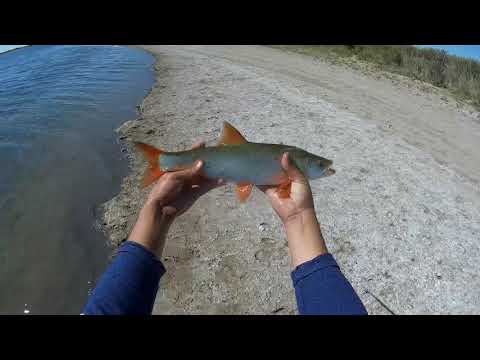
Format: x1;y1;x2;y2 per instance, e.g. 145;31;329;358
191;141;206;150
172;160;204;181
281;153;307;183
257;184;275;193
192;177;225;190
256;185;279;202
192;178;226;198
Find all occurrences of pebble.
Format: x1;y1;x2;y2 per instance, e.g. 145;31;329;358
259;222;268;232
254;250;265;260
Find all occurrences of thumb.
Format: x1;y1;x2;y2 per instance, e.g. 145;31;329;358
281;153;307;184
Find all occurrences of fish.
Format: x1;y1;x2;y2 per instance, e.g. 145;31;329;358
134;121;335;202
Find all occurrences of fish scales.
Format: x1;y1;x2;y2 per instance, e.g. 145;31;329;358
160;143;298;185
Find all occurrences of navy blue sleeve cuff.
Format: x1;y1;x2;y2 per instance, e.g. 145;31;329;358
83;241;166;315
119;241;166;273
290;253;367;315
117;241;166;292
291;253;339;285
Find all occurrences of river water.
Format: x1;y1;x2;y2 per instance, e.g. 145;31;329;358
0;45;155;314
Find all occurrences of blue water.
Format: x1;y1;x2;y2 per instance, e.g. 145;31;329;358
0;45;155;314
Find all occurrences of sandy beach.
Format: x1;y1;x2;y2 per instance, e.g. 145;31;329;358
101;45;480;314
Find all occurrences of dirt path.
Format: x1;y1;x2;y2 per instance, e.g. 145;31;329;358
103;45;480;314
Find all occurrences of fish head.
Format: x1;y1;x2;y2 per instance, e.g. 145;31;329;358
287;148;335;179
302;152;335;179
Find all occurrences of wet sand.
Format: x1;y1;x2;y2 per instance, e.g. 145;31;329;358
102;46;480;314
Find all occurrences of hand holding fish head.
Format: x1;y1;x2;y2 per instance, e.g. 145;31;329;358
258;152;315;226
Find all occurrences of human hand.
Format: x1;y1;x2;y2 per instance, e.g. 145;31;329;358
129;142;223;258
145;141;224;221
258;152;327;268
258;153;315;225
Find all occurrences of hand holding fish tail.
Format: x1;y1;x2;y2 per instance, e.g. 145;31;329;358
259;153;328;268
146;159;224;220
129;141;224;258
146;142;220;215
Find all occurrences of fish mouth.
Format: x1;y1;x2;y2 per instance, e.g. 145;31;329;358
326;167;336;176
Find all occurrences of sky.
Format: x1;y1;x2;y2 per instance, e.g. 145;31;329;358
0;45;28;53
1;45;479;61
416;45;480;61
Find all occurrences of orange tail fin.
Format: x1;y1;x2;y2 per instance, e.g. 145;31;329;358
134;142;165;188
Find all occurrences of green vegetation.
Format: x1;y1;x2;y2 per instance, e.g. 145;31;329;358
272;45;480;107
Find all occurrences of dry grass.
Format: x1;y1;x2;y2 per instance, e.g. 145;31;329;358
272;45;480;107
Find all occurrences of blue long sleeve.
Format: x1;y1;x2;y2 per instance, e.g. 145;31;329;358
83;241;165;315
291;253;367;315
84;241;365;315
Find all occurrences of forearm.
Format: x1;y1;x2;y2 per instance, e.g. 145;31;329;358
84;203;171;315
129;201;172;259
284;208;328;269
285;209;367;315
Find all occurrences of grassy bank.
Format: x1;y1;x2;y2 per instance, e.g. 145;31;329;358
272;45;480;107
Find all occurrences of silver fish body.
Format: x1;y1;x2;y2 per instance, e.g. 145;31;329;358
159;143;331;185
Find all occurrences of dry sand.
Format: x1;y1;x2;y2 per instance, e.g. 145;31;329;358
101;45;480;314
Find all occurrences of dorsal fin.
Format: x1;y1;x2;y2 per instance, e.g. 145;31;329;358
217;121;248;146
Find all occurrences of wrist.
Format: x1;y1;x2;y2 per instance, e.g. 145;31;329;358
283;208;328;269
143;200;175;226
143;198;163;214
283;207;317;229
129;202;171;259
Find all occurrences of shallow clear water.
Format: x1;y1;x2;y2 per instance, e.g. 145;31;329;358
0;45;155;314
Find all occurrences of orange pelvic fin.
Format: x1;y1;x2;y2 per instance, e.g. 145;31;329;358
276;181;292;199
236;183;253;203
218;121;248;146
134;142;165;188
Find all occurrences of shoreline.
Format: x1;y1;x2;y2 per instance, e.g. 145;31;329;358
100;48;160;252
0;45;31;56
101;46;480;314
99;46;159;259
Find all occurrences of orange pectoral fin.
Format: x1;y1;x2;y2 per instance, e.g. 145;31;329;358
236;183;253;203
218;121;248;146
276;181;292;199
